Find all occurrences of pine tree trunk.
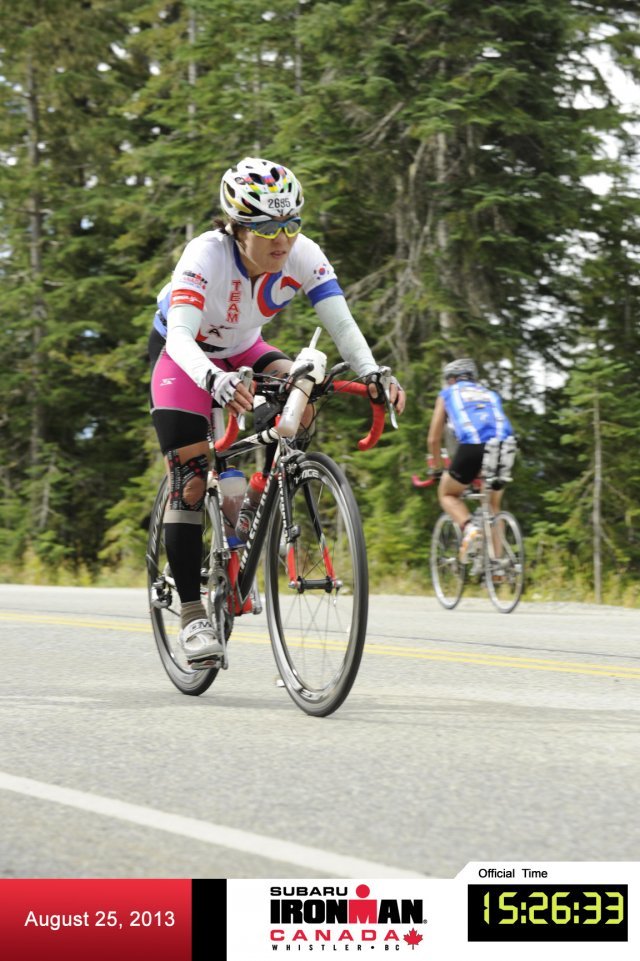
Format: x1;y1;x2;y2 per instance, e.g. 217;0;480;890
592;389;602;603
186;8;197;243
293;1;303;96
434;127;453;335
25;56;46;474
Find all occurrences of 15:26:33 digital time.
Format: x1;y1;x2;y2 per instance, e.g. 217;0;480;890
467;884;627;942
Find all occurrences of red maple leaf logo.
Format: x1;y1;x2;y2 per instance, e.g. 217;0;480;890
403;928;423;949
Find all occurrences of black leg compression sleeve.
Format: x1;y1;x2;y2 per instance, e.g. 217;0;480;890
164;522;204;604
164;450;210;603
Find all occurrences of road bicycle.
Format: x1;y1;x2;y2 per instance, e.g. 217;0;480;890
146;330;396;716
413;441;524;613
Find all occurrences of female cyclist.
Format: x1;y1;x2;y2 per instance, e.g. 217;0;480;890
149;156;405;665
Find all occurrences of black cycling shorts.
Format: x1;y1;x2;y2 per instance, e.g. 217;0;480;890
448;444;485;486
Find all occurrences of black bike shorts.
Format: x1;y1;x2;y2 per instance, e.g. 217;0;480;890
448;444;485;486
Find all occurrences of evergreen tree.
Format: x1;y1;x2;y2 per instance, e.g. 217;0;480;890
532;353;640;603
0;0;149;577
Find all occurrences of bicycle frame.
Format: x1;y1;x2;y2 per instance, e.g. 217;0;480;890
205;447;277;618
204;372;389;666
466;488;502;570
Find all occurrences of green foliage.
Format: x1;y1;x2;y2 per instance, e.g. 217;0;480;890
2;0;640;604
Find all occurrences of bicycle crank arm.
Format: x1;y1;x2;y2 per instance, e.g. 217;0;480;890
212;581;230;670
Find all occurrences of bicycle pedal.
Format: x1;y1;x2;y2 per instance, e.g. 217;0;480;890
187;655;222;670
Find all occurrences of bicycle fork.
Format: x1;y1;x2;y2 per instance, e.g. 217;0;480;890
280;461;341;596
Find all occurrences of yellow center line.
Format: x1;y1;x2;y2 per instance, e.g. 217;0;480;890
1;611;638;680
0;612;157;633
0;611;268;641
368;641;640;673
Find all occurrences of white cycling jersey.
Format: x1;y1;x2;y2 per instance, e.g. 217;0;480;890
154;229;377;388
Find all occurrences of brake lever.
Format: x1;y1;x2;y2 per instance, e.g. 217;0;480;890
323;361;351;392
235;366;254;431
279;360;315;395
377;367;398;430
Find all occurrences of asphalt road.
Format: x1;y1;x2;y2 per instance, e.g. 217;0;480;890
1;584;639;879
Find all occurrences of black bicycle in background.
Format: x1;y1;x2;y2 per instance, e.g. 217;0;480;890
147;331;397;716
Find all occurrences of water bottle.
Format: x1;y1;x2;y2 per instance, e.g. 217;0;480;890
276;327;327;438
235;472;268;543
218;468;247;548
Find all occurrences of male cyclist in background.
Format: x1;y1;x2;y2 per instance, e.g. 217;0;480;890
149;156;405;666
427;358;515;562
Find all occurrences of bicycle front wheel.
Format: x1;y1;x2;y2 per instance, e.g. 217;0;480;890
431;514;466;609
146;477;219;695
264;453;368;717
485;510;525;613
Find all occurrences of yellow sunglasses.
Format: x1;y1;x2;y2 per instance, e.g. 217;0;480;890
245;217;302;239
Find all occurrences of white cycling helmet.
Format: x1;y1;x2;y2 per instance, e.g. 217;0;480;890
220;157;304;224
443;358;478;381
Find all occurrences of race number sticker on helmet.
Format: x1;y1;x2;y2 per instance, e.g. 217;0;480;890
265;195;293;213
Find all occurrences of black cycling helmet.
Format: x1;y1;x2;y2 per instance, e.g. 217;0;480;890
443;358;478;381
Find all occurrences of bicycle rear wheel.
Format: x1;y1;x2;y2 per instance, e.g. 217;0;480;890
485;510;525;613
431;514;466;609
264;453;368;717
146;477;219;695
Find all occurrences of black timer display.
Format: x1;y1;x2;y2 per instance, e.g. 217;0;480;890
468;884;628;942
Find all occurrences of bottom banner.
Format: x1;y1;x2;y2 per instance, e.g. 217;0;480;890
0;864;636;960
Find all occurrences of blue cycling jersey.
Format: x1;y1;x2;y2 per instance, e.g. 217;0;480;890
440;380;513;444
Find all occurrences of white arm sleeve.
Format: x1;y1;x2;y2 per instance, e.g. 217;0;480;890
166;303;214;390
313;295;377;377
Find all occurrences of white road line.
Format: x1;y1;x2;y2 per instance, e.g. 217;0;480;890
0;695;102;703
0;772;421;879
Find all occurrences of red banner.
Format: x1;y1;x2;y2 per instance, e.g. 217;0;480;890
0;879;191;961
